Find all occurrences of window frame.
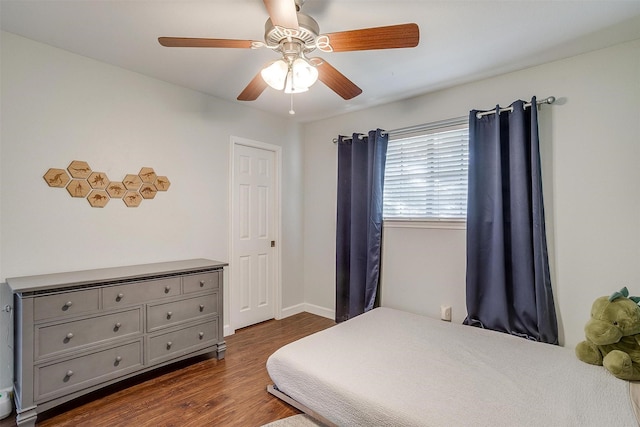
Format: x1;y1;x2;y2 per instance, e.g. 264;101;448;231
383;117;469;228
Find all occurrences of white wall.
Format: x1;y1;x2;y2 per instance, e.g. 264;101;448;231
302;39;640;348
0;32;304;389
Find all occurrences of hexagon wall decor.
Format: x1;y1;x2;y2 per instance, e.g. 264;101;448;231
45;161;170;208
67;160;92;179
106;182;126;199
88;190;110;208
66;179;91;198
88;172;109;189
43;168;70;188
154;176;171;191
139;167;157;184
139;184;158;199
123;191;143;207
123;174;142;190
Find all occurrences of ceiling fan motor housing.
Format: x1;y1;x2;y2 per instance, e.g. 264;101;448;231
264;13;319;54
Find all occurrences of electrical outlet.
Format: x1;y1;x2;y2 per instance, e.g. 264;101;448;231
440;305;452;322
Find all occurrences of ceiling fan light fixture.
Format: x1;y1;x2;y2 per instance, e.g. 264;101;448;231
284;58;318;94
261;59;288;90
291;57;318;88
262;56;318;94
284;69;309;94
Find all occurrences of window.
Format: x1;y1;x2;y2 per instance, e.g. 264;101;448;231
383;120;469;220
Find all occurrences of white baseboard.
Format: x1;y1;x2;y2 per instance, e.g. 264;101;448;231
224;324;234;337
279;303;305;318
280;303;334;320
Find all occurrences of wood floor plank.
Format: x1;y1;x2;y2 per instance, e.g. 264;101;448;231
0;312;334;427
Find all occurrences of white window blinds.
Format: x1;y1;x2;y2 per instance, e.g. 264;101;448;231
383;123;469;220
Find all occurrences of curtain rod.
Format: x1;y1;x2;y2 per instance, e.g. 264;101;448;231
332;115;467;143
475;96;555;119
333;132;369;143
331;96;555;143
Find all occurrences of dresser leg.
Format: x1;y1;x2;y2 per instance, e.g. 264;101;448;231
217;341;227;359
15;405;37;427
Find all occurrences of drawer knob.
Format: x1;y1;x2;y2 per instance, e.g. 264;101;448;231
116;293;124;301
199;304;205;312
114;322;122;330
115;356;122;363
167;311;173;319
66;370;74;378
64;301;73;308
66;332;74;340
164;286;171;293
199;280;205;287
199;332;204;339
166;341;173;349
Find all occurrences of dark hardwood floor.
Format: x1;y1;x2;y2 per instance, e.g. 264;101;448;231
0;312;335;427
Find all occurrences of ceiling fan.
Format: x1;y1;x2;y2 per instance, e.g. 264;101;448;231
158;0;419;104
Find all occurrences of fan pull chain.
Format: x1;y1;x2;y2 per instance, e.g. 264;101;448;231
289;93;295;115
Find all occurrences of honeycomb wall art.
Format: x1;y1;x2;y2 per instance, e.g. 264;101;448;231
44;160;171;208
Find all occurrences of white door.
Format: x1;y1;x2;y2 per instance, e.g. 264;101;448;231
231;141;278;330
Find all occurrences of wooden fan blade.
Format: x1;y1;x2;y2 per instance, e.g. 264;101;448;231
315;59;362;100
158;37;254;49
321;23;419;52
263;0;299;29
237;72;268;101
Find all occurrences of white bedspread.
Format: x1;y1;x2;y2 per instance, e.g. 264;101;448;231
267;307;639;426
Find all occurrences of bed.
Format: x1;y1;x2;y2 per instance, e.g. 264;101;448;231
267;307;640;426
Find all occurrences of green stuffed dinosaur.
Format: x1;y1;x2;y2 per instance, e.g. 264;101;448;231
575;287;640;380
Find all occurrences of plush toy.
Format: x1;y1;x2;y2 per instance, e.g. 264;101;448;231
575;287;640;380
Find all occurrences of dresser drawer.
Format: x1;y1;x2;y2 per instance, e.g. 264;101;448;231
34;289;99;321
147;293;218;332
35;340;143;401
183;271;220;294
36;308;142;359
147;319;218;364
102;277;181;308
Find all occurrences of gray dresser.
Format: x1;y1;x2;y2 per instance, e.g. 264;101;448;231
7;259;227;427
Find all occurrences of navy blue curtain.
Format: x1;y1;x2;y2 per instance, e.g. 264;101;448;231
464;97;558;344
335;129;388;323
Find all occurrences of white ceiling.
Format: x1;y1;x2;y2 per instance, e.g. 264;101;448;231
2;0;640;123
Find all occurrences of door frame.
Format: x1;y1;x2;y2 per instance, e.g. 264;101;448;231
228;136;282;336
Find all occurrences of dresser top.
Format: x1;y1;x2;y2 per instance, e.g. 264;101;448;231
6;259;227;294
